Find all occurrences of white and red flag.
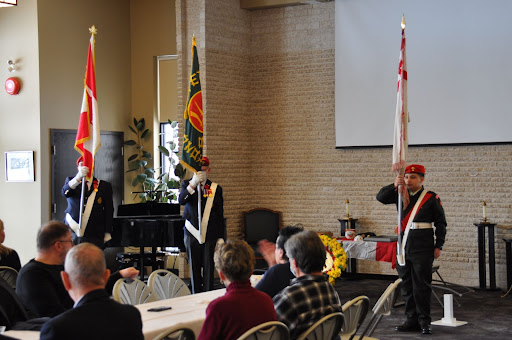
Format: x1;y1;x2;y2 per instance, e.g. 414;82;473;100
393;16;409;266
393;16;410;207
393;16;408;175
75;25;100;183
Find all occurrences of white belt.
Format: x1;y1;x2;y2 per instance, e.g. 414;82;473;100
410;222;432;230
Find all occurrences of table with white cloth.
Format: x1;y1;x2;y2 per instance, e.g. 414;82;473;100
2;330;40;340
338;238;397;268
137;288;226;340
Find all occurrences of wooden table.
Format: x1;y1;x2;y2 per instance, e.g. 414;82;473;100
137;288;226;339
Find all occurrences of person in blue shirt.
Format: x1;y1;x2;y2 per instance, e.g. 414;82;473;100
255;225;303;298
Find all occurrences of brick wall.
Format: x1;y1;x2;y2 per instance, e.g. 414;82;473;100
176;0;512;288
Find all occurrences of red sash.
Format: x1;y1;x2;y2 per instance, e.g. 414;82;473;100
396;192;433;234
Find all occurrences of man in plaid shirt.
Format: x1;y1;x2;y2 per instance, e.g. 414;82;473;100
273;230;342;339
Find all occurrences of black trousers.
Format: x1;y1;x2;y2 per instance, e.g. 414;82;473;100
184;229;216;294
396;252;434;326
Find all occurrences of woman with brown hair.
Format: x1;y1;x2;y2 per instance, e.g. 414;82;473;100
0;219;21;271
197;239;277;340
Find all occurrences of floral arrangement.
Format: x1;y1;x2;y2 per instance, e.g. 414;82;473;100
320;233;347;285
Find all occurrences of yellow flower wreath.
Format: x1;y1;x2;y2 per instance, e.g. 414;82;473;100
320;234;347;285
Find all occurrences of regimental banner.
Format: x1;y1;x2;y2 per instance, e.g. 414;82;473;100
75;26;101;183
181;36;203;173
392;17;408;174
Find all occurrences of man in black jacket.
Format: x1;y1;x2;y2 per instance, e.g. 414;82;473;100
62;156;113;249
179;156;224;293
377;164;447;335
39;242;143;340
16;221;138;317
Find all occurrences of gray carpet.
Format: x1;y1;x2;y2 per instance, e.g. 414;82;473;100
334;276;512;340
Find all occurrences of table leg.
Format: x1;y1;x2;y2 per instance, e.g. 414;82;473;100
139;245;145;281
477;225;486;289
505;240;512;291
488;226;496;290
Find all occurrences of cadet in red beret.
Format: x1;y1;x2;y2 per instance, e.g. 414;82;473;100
179;155;225;294
376;163;447;335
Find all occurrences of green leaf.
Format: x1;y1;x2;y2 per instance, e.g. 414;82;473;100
131;176;140;187
136;118;145;131
136;173;148;182
130;160;140;170
170;120;178;128
158;146;170;156
142;151;152;159
133;118;138;127
162;173;169;182
124;140;137;146
129;125;137;134
167;179;180;189
137;160;148;167
145;167;155;175
128;154;138;161
141;129;150;139
174;163;185;178
145;177;157;185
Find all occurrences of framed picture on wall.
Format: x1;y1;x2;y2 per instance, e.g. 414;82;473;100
5;151;35;182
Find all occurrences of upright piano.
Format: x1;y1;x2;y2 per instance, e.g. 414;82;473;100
108;202;185;279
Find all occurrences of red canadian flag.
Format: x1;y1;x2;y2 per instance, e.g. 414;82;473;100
75;26;100;183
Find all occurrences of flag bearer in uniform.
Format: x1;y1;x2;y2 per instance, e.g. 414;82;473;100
377;164;447;335
62;156;113;249
179;156;225;293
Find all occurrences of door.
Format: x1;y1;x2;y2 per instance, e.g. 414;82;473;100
50;129;124;222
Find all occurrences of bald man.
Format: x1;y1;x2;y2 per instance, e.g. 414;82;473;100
40;243;143;340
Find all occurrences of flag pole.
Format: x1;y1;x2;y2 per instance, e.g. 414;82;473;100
198;181;202;240
78;180;86;234
394;15;408;266
75;25;100;238
181;35;204;243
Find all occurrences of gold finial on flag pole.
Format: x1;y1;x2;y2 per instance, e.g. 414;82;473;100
401;15;406;29
89;25;97;35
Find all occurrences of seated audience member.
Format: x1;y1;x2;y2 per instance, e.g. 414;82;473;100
256;225;303;298
40;243;143;340
0;219;21;271
198;239;277;340
16;221;138;317
273;230;342;339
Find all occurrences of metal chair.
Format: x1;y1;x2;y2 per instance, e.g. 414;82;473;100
357;278;402;338
153;325;196;340
148;269;191;300
296;312;344;340
340;295;369;340
112;278;158;305
237;321;290;340
431;265;473;307
0;266;18;290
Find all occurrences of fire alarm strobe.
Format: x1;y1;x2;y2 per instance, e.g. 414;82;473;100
5;77;20;95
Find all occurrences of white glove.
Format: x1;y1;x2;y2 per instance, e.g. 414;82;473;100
68;166;89;189
75;166;89;180
189;173;200;188
197;171;207;184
